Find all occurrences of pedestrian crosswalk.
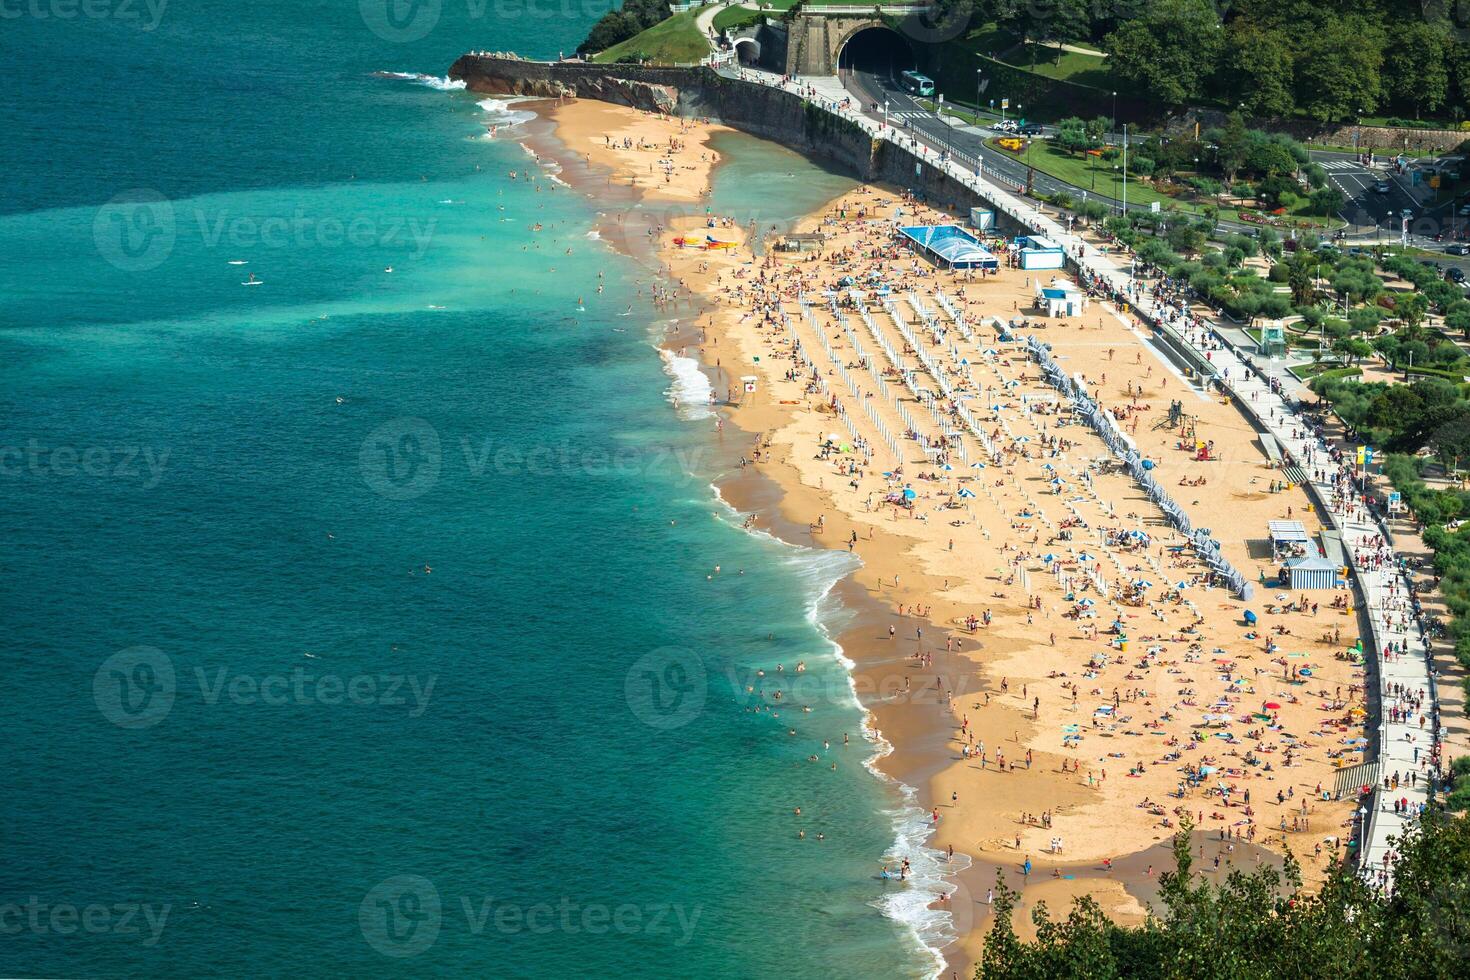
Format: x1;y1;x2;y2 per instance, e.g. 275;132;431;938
890;110;928;120
1317;160;1367;171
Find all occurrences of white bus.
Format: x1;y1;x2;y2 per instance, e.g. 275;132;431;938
899;71;935;97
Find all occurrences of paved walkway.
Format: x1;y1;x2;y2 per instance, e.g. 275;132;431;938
693;2;729;38
720;66;1441;883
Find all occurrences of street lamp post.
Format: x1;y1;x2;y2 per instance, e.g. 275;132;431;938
976;68;983;120
1111;90;1116;136
1122;123;1129;215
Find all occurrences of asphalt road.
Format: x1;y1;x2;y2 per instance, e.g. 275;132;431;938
841;67;1470;266
842;68;1168;225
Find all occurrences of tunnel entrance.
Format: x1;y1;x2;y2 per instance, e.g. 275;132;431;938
734;37;761;67
836;26;915;79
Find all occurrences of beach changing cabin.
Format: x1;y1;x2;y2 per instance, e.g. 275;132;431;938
1018;235;1065;270
969;207;995;231
1284;555;1342;590
1035;277;1085;317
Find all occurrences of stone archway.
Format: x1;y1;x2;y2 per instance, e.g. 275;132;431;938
734;36;761;66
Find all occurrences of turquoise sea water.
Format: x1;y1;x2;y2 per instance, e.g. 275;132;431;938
0;5;938;976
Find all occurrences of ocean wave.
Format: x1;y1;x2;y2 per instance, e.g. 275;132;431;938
375;71;467;91
478;97;538;130
868;781;973;978
658;347;714;420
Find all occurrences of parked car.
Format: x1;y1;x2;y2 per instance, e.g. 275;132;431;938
1017;122;1044;136
1447;243;1470;255
1447;266;1466;282
991;120;1018;133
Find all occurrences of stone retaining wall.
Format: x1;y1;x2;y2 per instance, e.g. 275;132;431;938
448;55;1025;233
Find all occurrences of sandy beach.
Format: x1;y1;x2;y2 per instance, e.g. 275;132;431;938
536;96;1370;978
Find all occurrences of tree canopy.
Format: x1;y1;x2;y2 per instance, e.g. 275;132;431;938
977;812;1470;979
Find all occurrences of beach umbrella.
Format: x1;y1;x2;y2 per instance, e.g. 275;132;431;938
1264;702;1282;710
957;487;976;499
902;488;917;500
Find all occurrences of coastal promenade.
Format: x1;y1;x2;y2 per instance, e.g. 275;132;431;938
717;65;1440;882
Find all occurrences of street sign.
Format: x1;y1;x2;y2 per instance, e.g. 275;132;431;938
1150;201;1160;213
1001;98;1009;109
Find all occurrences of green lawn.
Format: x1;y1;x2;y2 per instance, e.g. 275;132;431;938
593;9;712;64
1012;43;1114;89
712;5;761;33
951;21;1020;59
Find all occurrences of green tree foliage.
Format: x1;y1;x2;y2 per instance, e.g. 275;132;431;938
1294;16;1386;122
971;0;1470;121
1308;186;1345;217
977;812;1470;979
1223;23;1296;118
1103;0;1224;105
577;0;673;55
1386;22;1449;119
1055;116;1108;157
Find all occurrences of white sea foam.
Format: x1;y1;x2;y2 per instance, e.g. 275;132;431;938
376;71;467;91
478;97;538;130
709;485;963;979
868;780;973;978
658;347;714;420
